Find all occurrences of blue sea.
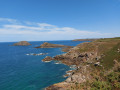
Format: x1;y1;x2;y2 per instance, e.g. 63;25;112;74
0;40;88;90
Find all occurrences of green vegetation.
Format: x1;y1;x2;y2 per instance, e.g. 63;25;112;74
70;65;120;90
78;42;97;53
101;42;120;69
48;37;120;90
91;81;111;90
91;67;120;90
78;37;120;69
70;37;120;90
95;37;120;42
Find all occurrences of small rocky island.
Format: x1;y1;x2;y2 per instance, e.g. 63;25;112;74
35;42;71;48
35;42;73;52
13;41;31;46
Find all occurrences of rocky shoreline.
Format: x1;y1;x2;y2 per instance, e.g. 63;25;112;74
43;38;120;90
43;42;101;90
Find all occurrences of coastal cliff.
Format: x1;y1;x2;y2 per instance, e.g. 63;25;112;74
44;37;120;90
13;41;31;46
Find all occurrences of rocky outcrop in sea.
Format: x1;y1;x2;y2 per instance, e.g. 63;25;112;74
35;42;72;48
35;42;73;52
13;41;31;46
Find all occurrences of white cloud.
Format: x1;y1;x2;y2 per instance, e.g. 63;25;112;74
0;18;17;23
0;18;118;42
38;23;56;27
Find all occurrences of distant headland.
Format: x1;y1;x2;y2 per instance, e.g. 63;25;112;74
72;38;97;41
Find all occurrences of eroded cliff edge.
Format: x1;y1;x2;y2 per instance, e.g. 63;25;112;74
44;37;120;90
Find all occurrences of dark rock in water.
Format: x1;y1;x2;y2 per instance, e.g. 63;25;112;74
13;41;31;46
35;42;73;49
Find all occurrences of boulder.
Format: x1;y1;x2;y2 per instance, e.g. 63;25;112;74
94;62;100;66
42;56;53;62
65;65;91;83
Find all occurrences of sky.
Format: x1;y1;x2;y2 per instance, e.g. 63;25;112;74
0;0;120;42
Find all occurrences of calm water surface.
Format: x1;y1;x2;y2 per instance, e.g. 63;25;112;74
0;40;88;90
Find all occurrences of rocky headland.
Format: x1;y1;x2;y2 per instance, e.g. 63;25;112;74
44;37;120;90
72;38;97;41
13;41;31;46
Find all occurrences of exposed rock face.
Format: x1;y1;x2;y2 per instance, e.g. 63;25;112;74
46;82;69;90
45;38;120;90
62;46;73;52
13;41;31;46
65;65;91;83
35;42;73;49
48;41;107;66
42;56;53;62
46;65;92;90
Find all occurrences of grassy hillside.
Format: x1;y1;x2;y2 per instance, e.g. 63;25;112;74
70;37;120;90
46;37;120;90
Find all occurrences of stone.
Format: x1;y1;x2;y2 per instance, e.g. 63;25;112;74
42;56;53;62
